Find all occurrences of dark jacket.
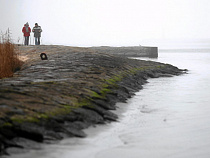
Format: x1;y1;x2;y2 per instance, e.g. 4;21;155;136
32;26;42;37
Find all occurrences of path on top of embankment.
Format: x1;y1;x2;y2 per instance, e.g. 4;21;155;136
0;45;186;156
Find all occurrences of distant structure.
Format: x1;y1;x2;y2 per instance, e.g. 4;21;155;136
91;46;158;58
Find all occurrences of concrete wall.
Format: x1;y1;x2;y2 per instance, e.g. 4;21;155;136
90;46;158;58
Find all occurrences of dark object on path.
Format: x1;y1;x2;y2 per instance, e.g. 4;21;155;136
40;53;48;60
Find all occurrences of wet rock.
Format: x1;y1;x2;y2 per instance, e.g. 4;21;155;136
13;123;44;142
82;105;118;122
43;130;63;141
0;134;7;155
93;99;116;110
105;93;119;106
64;121;89;130
157;73;173;77
72;108;104;124
64;126;87;138
103;112;118;121
0;127;17;140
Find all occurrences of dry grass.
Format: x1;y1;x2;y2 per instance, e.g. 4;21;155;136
0;39;23;79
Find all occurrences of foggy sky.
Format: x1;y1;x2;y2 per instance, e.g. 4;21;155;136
1;0;210;47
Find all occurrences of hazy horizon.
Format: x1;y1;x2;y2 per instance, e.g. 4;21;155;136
1;0;210;49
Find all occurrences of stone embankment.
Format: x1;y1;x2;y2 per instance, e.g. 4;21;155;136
0;45;186;155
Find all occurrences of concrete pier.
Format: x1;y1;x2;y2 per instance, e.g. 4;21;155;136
90;46;158;58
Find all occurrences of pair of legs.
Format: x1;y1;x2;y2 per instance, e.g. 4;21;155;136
35;37;40;45
24;36;29;45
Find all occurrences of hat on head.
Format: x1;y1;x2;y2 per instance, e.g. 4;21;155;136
25;22;29;26
35;23;38;25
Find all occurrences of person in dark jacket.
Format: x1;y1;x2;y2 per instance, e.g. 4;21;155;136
32;23;42;45
22;22;31;45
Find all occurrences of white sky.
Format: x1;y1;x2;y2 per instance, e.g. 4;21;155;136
1;0;210;47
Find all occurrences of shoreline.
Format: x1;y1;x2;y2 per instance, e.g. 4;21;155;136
0;45;186;156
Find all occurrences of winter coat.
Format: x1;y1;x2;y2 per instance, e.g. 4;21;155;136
32;26;42;37
22;25;31;37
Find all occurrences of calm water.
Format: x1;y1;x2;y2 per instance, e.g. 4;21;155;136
7;50;210;158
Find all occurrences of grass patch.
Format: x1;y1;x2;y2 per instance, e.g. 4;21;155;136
11;115;40;124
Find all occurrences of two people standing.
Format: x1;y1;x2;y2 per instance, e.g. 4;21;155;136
22;22;42;45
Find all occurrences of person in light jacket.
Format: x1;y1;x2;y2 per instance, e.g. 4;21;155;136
22;22;31;45
32;23;42;45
